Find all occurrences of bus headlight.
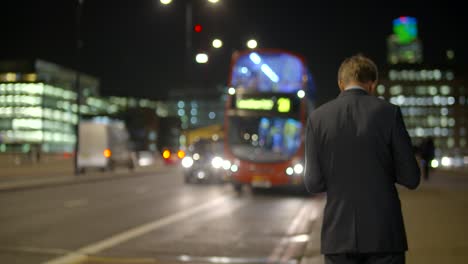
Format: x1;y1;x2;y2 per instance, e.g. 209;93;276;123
294;164;304;174
286;167;294;176
211;156;223;169
222;160;231;170
181;157;194;168
230;164;239;172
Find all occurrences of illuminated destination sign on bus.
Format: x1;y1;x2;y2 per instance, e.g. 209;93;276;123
235;97;291;113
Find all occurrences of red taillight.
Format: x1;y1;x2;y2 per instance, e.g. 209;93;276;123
162;150;171;159
103;149;112;158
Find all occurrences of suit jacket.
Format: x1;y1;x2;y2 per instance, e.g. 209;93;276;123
304;88;420;254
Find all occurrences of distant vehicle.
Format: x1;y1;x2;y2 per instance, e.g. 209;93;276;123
77;119;136;173
181;139;227;184
157;116;183;165
161;147;184;165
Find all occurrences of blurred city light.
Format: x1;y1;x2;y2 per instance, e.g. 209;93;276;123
228;87;236;95
297;90;306;98
211;156;223;168
212;38;223;48
177;150;186;159
230;164;238;172
431;159;439;168
160;0;172;5
294;164;304;174
441;156;451;167
207;0;219;3
181;157;194;168
247;39;258;49
195;53;209;64
194;24;202;33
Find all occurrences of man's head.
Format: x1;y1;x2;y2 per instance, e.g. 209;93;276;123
338;54;378;93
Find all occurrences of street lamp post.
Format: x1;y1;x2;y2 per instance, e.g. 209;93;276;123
184;1;193;89
160;0;220;88
73;0;84;175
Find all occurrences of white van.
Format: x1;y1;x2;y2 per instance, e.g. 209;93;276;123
77;120;135;173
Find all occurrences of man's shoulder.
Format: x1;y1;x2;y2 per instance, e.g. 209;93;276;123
311;95;398;118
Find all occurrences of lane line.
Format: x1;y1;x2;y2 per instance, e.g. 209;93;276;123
0;246;69;255
42;194;232;264
268;202;310;262
64;199;88;208
280;198;325;262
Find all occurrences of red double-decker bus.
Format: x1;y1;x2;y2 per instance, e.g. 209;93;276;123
223;49;316;192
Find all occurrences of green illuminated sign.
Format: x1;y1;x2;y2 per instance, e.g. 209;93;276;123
393;17;418;44
236;97;291;113
236;98;274;110
277;97;291;113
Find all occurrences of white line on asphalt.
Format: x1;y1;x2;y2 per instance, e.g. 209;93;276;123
136;187;149;194
0;246;69;255
64;199;88;208
42;194;232;264
268;202;311;263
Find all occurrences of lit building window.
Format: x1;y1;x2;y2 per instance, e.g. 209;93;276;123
178;101;185;108
460;138;467;147
448;118;455;127
209;112;216;119
448;97;455;105
377;85;385;95
191;108;198;115
434;69;442;80
429;86;438;95
440;85;451;95
447;138;455;148
446;71;454;81
440;107;449;116
390;85;402;95
440;117;448;127
389;70;397;81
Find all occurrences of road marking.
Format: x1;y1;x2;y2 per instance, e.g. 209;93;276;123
0;246;69;256
42;194;232;264
135;187;149;194
268;202;310;262
64;199;88;208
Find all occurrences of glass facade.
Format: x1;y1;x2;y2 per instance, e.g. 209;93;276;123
380;68;468;167
0;60;165;154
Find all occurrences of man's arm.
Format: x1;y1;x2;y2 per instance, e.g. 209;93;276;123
303;116;326;193
391;106;421;189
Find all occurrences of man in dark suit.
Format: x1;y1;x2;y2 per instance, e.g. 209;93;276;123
303;54;420;264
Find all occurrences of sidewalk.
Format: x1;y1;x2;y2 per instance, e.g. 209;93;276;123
300;168;468;264
0;157;171;191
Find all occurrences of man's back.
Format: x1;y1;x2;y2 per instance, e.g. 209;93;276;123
305;88;420;254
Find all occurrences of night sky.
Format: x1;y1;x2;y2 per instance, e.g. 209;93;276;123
1;0;467;105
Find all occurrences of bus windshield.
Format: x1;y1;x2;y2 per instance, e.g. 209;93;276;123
228;116;302;162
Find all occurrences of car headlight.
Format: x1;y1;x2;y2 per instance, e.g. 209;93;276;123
211;156;223;169
285;167;294;175
294;164;304;174
181;157;194;168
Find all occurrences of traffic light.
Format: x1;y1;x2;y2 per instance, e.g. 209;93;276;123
194;24;202;33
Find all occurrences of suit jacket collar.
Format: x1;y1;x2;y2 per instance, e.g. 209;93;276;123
338;88;369;97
